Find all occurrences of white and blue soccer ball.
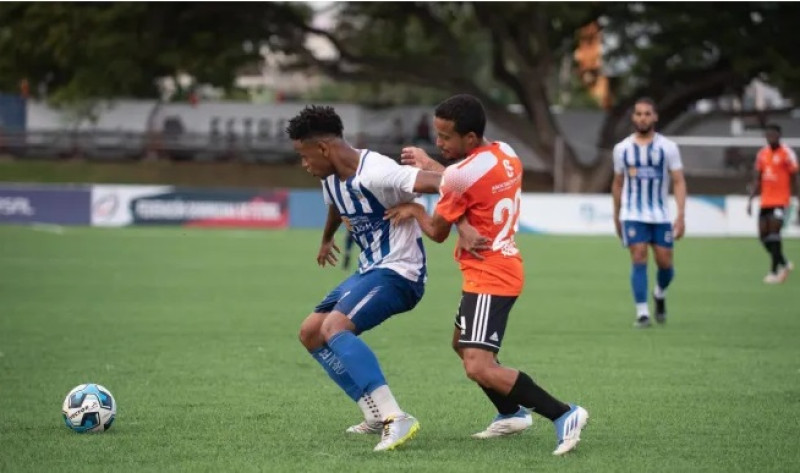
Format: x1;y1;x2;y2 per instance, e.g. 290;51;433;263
62;383;116;433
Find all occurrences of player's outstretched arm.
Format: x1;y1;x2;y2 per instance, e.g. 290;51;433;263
671;169;687;240
412;170;443;194
384;203;451;243
401;147;445;172
317;204;342;267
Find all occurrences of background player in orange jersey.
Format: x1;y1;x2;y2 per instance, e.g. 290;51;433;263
747;124;799;284
385;94;588;456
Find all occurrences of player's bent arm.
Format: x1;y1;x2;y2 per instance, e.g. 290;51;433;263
412;170;443;194
321;204;342;243
386;203;452;243
671;169;687;219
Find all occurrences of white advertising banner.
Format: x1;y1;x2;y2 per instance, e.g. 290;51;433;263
91;185;173;227
725;196;800;237
516;194;798;238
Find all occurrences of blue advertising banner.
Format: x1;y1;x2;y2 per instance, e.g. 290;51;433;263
0;185;91;225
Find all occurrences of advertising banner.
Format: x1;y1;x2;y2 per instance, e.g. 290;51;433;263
0;185;90;225
92;185;288;228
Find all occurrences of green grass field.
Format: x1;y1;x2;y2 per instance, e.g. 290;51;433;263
0;226;798;473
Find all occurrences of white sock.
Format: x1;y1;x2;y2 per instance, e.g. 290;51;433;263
654;286;665;299
368;385;403;421
636;303;650;318
357;394;382;425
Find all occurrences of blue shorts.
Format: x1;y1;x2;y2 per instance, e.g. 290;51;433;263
622;221;673;248
314;268;425;335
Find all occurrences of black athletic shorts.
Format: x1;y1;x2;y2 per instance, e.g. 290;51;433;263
453;291;517;353
759;206;786;221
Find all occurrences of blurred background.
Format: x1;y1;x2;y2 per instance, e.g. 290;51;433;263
1;1;799;230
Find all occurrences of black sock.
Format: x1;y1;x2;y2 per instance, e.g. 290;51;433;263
766;240;782;272
775;240;787;267
480;385;519;416
507;371;570;421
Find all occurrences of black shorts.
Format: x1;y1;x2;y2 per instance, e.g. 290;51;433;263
760;207;786;221
453;292;517;353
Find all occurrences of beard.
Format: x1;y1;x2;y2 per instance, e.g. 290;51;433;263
634;123;654;135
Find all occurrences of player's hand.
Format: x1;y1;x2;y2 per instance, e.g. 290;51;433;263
400;147;436;170
673;215;686;240
614;218;622;239
317;239;340;267
455;219;491;260
746;201;753;217
384;203;422;226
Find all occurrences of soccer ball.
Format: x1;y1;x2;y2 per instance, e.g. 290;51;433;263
62;383;116;433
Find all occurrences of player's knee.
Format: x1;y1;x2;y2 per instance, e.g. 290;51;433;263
320;311;355;341
298;321;322;350
462;358;492;385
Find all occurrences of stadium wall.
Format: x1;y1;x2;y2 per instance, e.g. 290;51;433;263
0;183;797;237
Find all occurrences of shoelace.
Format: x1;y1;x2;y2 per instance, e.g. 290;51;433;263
380;418;394;442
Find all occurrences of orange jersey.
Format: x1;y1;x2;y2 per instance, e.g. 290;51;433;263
435;142;524;296
756;145;798;207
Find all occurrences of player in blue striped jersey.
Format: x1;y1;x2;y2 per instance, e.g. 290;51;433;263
287;105;443;452
612;98;688;328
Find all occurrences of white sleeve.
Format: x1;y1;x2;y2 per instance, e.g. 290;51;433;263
321;179;332;206
612;143;626;174
666;141;684;171
361;159;421;205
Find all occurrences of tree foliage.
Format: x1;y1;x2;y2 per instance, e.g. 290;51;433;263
0;2;310;103
284;2;800;190
2;2;799;190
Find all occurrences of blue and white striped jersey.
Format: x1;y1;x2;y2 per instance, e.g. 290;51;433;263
322;150;427;283
613;133;683;223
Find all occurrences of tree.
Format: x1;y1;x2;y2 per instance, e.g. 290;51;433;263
0;2;310;102
280;2;800;192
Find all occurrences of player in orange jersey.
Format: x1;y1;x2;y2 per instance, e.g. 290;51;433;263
747;124;799;284
385;95;588;456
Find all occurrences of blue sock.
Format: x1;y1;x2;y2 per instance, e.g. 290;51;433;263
631;263;648;304
656;266;674;296
327;331;387;395
310;345;362;401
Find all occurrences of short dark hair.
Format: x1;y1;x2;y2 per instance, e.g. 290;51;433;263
765;123;782;134
286;105;343;141
434;94;486;138
635;97;657;113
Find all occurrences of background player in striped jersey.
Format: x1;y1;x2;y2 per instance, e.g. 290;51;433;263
287;105;442;452
612;97;688;328
386;94;588;456
746;124;799;283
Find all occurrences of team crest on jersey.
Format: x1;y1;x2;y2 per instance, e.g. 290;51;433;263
628;167;637;177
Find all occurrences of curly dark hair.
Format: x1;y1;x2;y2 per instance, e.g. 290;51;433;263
286;105;344;141
434;94;486;138
765;123;782;135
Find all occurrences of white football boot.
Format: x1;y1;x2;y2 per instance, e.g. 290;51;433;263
472;407;533;439
373;413;420;452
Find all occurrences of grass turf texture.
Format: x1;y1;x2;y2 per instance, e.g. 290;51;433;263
0;226;798;473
